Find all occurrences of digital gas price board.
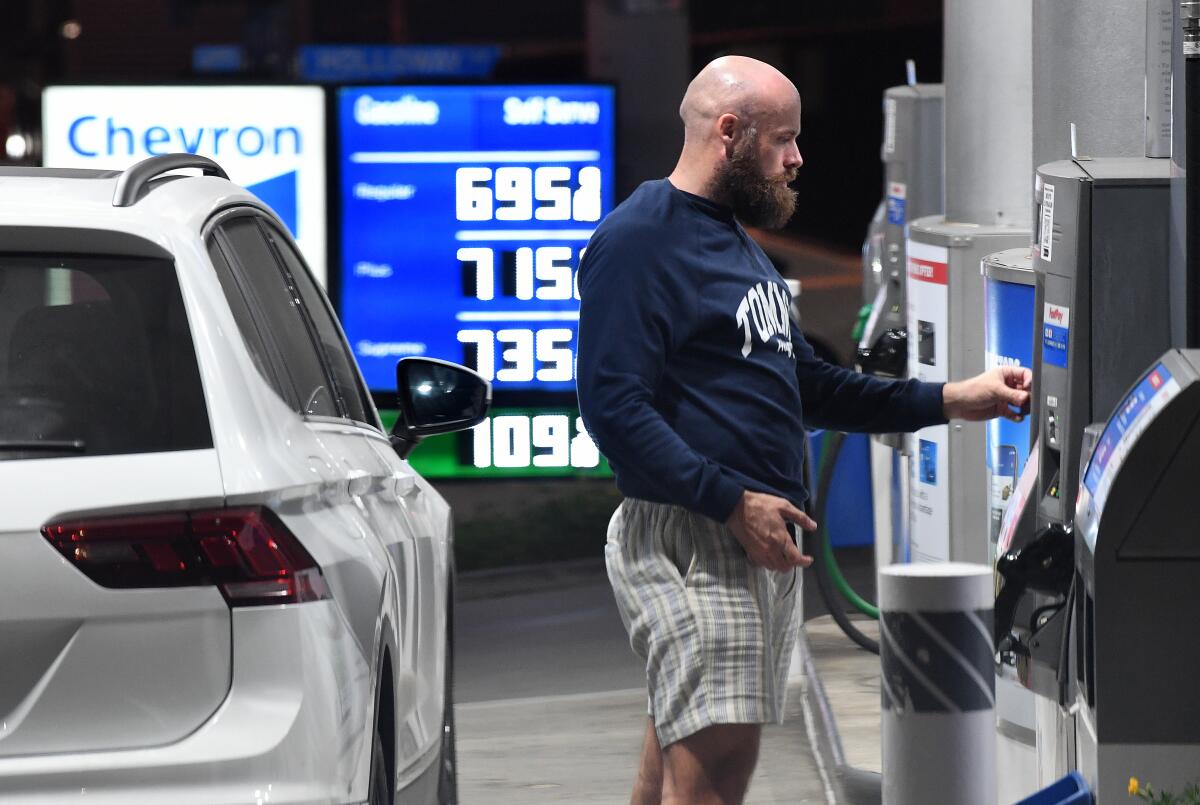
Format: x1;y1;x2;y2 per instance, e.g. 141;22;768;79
338;84;616;394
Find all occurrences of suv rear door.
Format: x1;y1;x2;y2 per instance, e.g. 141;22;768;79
204;210;434;767
0;243;231;756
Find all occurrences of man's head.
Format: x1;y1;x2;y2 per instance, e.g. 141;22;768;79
676;55;803;229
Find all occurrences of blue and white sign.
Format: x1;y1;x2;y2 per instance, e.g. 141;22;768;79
338;84;616;392
886;181;907;226
985;275;1036;547
42;86;327;285
1042;302;1070;369
300;45;500;82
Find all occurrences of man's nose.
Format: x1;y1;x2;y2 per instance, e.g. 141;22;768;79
784;142;803;170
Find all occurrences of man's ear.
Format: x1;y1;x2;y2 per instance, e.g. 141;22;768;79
716;113;740;155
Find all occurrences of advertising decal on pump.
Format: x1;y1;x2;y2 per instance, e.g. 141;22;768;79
984;276;1036;553
41;85;328;286
906;239;950;562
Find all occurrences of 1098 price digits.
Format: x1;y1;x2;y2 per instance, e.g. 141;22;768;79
472;414;599;469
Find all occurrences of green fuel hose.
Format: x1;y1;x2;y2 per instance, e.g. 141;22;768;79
808;430;881;654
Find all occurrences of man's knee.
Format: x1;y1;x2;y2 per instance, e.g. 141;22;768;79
663;723;762;797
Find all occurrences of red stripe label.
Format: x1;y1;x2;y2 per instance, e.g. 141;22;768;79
908;257;949;285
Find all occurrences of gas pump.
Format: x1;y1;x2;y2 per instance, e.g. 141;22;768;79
858;77;944;572
906;221;1029;564
1068;349;1200;799
992;156;1173;791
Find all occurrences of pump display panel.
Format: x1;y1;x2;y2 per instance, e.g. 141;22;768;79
1083;361;1180;510
337;84;616;394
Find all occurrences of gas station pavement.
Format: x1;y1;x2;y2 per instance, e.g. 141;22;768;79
454;558;884;804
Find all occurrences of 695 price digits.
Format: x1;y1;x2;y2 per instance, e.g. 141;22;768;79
455;166;602;222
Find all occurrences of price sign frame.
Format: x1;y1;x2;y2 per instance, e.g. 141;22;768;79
328;82;617;479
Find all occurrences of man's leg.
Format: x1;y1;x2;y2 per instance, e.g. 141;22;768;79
661;723;762;805
630;717;664;805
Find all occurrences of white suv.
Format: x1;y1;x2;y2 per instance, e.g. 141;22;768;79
0;154;489;804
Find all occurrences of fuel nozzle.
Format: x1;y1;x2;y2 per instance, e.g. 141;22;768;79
993;523;1075;648
856;328;908;377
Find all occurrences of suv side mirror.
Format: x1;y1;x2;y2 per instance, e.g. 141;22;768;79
389;357;491;459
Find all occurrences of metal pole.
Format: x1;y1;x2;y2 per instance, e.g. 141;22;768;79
880;563;996;805
943;0;1031;226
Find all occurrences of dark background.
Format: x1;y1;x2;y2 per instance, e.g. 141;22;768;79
0;0;942;251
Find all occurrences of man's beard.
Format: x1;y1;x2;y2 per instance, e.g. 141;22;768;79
709;136;798;230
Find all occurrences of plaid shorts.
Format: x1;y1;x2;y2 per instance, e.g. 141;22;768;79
605;497;801;748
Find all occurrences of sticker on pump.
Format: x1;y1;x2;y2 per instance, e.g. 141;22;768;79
1039;183;1055;262
886;181;907;225
1042;303;1070;369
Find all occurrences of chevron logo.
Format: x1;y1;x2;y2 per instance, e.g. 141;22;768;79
247;170;298;238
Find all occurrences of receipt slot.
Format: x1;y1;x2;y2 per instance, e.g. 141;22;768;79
1069;350;1200;800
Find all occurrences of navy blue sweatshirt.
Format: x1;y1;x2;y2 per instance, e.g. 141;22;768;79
576;179;947;523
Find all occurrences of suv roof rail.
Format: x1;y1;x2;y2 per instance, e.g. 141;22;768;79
113;153;229;208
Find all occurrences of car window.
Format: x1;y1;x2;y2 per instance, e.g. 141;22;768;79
214;216;337;418
0;254;211;459
205;238;299;410
260;223;375;427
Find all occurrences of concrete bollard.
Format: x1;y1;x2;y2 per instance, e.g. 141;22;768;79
880;563;996;805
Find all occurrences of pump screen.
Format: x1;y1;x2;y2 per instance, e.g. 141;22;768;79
1083;362;1178;506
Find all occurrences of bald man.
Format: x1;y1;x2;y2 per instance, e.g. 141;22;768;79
576;56;1031;805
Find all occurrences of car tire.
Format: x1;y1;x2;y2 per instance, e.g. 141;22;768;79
369;716;391;805
437;586;458;805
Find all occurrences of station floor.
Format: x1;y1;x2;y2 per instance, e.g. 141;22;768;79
453;556;884;804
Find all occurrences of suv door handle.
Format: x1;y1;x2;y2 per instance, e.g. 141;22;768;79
347;470;371;498
392;473;418;499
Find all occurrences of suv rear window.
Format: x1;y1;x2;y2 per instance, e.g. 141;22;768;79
0;255;212;460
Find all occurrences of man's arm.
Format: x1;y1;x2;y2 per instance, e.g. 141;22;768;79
793;329;947;433
793;329;1032;431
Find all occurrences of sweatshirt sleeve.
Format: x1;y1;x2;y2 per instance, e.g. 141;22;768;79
576;226;746;523
792;328;947;433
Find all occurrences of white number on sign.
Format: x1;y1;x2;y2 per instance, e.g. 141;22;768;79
455;167;493;221
535;329;574;382
458;327;577;383
454;166;603;222
496;329;535;382
534;166;572;221
471;415;601;469
572;166;602;222
495;167;533;221
474;247;581;302
457;247;494;301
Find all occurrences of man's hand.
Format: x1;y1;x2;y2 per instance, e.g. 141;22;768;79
725;490;816;571
943;366;1032;423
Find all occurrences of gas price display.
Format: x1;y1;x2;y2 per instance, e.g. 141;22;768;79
338;85;615;394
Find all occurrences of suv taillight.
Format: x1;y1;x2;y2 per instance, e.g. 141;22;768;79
41;507;331;606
